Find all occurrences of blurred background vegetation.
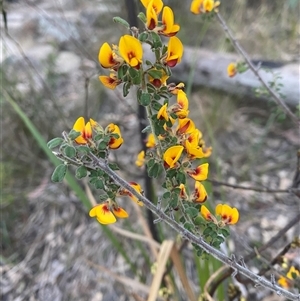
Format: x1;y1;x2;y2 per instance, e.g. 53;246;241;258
1;0;299;300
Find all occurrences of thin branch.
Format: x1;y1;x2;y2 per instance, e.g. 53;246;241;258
208;179;299;194
216;12;299;126
86;152;300;301
207;212;300;296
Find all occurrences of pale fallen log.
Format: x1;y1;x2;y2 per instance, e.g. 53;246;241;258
170;47;299;107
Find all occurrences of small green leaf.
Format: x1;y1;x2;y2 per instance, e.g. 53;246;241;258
184;222;193;231
113;16;130;29
185;207;199;218
148;69;162;79
141;125;152;133
194;216;203;226
77;145;90;154
132;75;141;85
203;227;213;236
108;162;120;170
123;82;131;97
64;145;76;158
150;32;162;48
76;166;88;179
151;100;163;111
137;12;146;23
148;162;160;178
162;191;171;200
118;64;129;79
129;67;139;78
220;228;230;237
68;129;81;140
139;93;151;106
47;137;64;149
95;179;104;189
51;164;67;183
98;141;107;150
139;32;148;42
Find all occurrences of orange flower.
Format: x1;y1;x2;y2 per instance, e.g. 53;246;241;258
106;123;124;149
187;163;209;181
227;62;237;77
160;6;180;37
163;145;184;169
89;202;128;225
72;117;94;145
99;73;121;90
119;35;143;68
164;36;183;67
192;181;207;203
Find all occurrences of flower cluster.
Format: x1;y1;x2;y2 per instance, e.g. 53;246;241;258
50;0;240;236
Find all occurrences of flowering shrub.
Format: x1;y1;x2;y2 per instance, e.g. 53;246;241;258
47;0;300;299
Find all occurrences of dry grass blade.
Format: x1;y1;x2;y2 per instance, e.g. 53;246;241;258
85;259;151;294
147;240;174;301
170;245;197;301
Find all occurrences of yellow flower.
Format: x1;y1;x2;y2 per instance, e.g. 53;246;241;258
163;145;184;169
119;182;144;206
72;116;94;145
215;204;239;225
119;35;143;68
157;103;169;121
146;0;158;30
98;42;122;69
89;202;128;225
203;0;220;12
184;140;205;159
278;266;300;288
169;82;185;94
164;36;183;67
227;62;237;78
140;0;163;14
135;150;145;167
192;181;207;203
176;118;195;135
160;6;180;37
99;73;121;90
106;123;124;149
187;163;209;181
179;183;188;200
169;89;189;118
200;205;214;221
190;0;220;14
146;133;156;148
